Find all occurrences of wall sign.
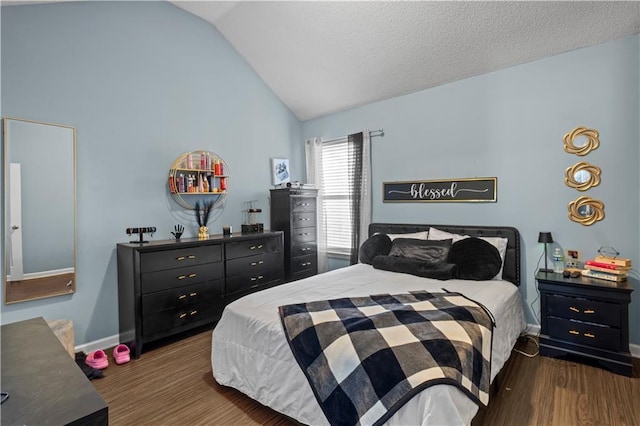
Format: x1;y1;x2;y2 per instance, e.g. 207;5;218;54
383;177;497;203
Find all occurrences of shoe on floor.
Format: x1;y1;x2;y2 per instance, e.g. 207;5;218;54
113;344;130;365
85;349;109;369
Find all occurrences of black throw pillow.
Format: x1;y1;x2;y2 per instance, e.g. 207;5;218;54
359;233;392;264
388;238;452;263
372;255;458;281
447;237;501;281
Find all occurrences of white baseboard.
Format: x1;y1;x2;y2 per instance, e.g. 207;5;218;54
525;323;640;359
75;334;120;355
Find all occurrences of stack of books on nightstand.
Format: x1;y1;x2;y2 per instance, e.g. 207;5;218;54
581;256;631;282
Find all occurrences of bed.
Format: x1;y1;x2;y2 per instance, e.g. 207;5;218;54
212;223;525;425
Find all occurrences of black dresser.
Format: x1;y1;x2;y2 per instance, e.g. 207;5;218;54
270;188;318;281
117;231;284;357
537;271;635;376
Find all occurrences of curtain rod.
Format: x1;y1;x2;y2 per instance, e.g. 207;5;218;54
318;128;385;144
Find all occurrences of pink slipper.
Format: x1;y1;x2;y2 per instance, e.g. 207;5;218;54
113;344;130;365
85;349;109;369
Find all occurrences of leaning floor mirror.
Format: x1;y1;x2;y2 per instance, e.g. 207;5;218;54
3;117;76;303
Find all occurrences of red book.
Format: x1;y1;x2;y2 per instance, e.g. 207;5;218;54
584;260;623;270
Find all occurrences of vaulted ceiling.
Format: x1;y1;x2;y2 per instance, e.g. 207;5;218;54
4;1;640;121
171;1;640;121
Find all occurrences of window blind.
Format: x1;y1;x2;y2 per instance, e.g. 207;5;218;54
321;140;352;255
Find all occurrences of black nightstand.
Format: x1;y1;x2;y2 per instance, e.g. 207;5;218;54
537;271;635;376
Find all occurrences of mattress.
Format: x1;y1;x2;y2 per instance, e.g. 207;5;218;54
212;263;526;425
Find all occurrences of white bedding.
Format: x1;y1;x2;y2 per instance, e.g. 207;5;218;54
212;264;525;425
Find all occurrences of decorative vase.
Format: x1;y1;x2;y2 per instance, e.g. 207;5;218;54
198;226;209;240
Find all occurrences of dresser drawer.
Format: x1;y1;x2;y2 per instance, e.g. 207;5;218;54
292;241;317;258
225;268;284;296
142;302;219;336
226;251;282;278
225;237;281;260
141;262;223;294
140;245;222;273
547;317;620;352
547;294;620;327
291;227;316;243
291;211;316;229
141;280;222;315
291;197;316;214
292;253;317;274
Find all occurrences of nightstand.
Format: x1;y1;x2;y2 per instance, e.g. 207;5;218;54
537;271;635;376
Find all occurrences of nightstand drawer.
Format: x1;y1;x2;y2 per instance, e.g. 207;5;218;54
141;262;223;293
291;227;316;243
547;294;620;327
225;237;281;259
548;318;620;352
140;245;222;273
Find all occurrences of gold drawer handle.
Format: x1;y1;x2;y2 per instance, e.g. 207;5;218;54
569;306;579;313
584;309;595;314
584;332;595;338
190;292;197;297
179;313;187;319
302;262;313;267
250;275;265;281
176;256;186;261
250;260;264;266
188;255;196;259
250;244;264;250
190;310;198;316
188;273;197;278
177;275;186;280
178;294;187;300
569;330;580;335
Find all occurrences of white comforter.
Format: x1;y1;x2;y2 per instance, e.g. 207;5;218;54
212;264;525;425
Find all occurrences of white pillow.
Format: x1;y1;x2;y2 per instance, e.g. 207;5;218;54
384;231;429;241
428;227;508;280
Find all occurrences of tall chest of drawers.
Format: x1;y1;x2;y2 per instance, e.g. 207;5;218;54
117;231;283;357
537;271;635;376
270;188;319;281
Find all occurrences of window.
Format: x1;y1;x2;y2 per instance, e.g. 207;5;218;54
321;139;352;255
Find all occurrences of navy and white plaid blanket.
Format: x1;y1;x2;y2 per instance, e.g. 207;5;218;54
279;290;494;426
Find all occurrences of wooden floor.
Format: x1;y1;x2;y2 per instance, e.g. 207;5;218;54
92;329;640;425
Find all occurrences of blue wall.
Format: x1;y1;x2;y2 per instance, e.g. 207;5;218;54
1;2;301;344
302;36;640;345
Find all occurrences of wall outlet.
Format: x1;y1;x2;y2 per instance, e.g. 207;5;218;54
565;249;583;268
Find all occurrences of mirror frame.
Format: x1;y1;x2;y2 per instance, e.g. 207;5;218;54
564;161;601;191
568;195;605;226
563;126;599;156
3;117;77;304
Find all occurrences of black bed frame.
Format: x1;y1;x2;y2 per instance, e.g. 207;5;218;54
368;223;521;287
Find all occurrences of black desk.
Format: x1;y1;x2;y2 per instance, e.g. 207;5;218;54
1;317;108;425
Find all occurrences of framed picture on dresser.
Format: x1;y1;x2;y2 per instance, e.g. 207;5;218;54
271;158;290;185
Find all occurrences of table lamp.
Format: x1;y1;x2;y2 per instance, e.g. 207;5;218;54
538;232;554;273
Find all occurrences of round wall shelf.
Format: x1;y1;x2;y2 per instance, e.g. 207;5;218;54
168;150;229;210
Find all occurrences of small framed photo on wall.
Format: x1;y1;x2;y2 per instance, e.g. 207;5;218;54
271;158;290;186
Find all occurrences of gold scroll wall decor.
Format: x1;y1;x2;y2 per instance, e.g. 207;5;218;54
563;126;604;226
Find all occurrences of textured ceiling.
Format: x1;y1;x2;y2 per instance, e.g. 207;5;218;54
4;1;639;120
172;1;640;121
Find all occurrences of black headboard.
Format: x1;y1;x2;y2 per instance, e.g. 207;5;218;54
368;223;521;287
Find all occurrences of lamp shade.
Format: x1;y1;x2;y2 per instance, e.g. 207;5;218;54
538;232;553;244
